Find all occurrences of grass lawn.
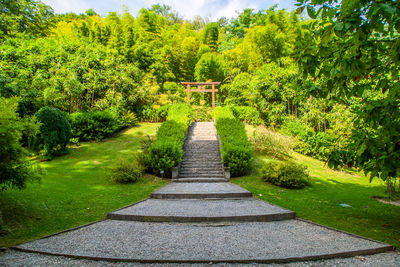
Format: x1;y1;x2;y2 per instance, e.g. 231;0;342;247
233;127;400;248
0;123;168;247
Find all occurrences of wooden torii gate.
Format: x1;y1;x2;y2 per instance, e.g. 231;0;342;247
181;82;221;109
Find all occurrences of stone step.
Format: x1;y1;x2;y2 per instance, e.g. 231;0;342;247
179;168;223;172
180;165;222;169
178;174;225;179
16;219;393;263
181;161;222;165
184;148;220;151
108;199;295;223
183;153;220;156
179;171;224;175
150;182;253;199
179;171;224;176
178;169;224;173
180;162;222;166
182;155;221;159
172;178;229;183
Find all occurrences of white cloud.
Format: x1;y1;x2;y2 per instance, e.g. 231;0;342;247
42;0;90;14
42;0;296;20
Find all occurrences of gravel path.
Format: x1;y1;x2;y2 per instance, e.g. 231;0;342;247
108;198;294;222
16;220;391;261
151;182;250;194
2;249;400;266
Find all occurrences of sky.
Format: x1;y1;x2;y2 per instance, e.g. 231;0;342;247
41;0;298;21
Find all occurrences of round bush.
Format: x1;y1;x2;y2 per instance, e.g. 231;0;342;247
110;159;143;184
261;159;310;189
34;107;71;158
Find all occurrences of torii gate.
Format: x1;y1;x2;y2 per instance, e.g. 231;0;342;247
181;82;221;109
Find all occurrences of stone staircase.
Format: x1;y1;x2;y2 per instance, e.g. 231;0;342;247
173;121;228;183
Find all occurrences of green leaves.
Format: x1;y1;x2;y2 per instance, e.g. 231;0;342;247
214;107;253;176
307;6;317;19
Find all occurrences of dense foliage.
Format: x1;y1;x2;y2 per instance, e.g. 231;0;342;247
68;110;135;142
296;0;400;184
33;106;71;158
0;97;41;190
214;107;253;176
1;0;398;188
147;104;192;176
261;159;310;189
230;106;263;125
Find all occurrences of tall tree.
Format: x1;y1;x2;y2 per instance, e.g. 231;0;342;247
296;0;400;183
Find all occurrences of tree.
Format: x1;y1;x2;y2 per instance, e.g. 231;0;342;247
195;53;225;82
0;0;54;39
202;22;219;51
296;0;400;186
0;97;41;191
34;107;71;159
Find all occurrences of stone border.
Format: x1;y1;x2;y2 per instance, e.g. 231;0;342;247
172;178;228;183
295;218;396;251
107;197;296;223
150;192;253;199
10;244;394;264
107;212;296;223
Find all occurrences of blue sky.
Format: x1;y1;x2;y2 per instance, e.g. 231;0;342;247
41;0;298;21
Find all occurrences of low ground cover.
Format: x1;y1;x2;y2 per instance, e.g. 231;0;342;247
0;123;168;247
233;126;400;248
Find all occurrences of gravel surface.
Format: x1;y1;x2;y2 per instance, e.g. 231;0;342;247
151;182;251;195
16;220;391;261
2;249;400;266
109;198;294;221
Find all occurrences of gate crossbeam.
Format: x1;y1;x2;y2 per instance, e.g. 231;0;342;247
181;82;221;109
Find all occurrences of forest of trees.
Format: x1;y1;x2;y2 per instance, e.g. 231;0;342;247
0;0;399;191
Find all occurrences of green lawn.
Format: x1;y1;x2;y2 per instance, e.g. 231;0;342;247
0;123;168;247
233;141;400;248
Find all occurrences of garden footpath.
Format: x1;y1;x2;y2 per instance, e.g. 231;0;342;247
2;122;398;266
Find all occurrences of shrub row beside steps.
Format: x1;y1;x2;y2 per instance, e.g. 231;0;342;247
147;104;193;177
214;106;253;177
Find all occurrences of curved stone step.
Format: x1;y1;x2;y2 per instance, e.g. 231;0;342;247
172;178;228;183
150;182;252;199
15;220;393;263
107;198;295;222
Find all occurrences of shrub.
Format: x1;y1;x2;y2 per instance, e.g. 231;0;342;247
250;127;292;158
230;106;263;125
118;111;138;128
214;106;253;176
0;97;41;190
34;106;71;158
147;104;192;176
135;105;170;122
192;106;212;122
109;159;143;184
68;110;122;142
261;159;310;189
282;117;335;161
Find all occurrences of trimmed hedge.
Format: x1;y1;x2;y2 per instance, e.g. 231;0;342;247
214;106;253;176
147;104;192;176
